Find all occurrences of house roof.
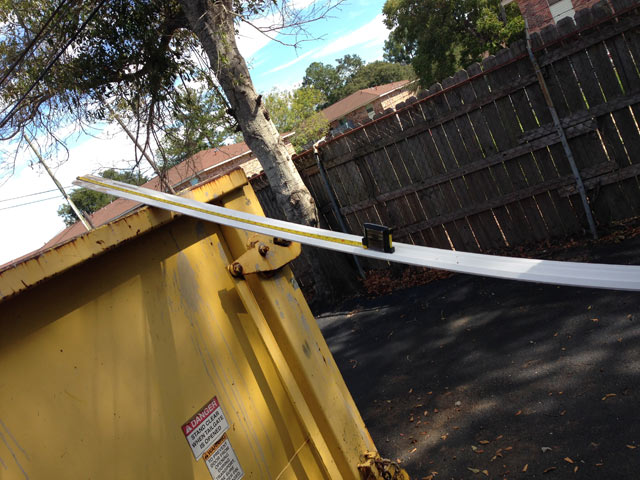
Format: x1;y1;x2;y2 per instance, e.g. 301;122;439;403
320;80;411;123
0;142;253;271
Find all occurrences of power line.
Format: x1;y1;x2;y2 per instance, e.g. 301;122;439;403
0;0;109;132
0;186;74;203
0;195;62;211
0;0;72;91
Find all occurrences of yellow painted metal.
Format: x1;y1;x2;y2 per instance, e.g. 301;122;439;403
228;234;302;277
0;170;386;479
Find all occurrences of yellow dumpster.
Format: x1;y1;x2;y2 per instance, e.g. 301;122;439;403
0;170;406;480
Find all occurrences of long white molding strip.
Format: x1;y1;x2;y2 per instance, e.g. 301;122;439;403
74;175;640;291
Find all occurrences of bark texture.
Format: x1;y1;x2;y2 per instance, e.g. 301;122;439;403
179;0;359;304
179;0;318;229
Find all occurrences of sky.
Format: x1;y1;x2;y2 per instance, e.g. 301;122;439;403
0;0;391;266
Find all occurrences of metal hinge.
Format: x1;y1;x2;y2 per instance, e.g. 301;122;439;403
228;234;301;277
358;452;411;480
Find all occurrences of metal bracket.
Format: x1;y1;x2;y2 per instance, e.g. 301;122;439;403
228;234;301;277
358;452;410;480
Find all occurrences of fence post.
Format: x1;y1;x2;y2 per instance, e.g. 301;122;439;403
313;143;366;279
525;20;598;239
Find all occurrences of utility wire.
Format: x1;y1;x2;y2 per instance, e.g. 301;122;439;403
0;0;108;132
0;186;74;203
0;195;62;211
0;0;71;91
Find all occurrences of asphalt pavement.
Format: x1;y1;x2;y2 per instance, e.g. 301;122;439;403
317;234;640;479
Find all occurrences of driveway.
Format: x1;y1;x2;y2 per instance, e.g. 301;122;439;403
317;233;640;479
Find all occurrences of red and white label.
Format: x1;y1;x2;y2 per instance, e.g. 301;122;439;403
182;397;229;460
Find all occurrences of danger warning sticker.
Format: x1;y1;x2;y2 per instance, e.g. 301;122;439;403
204;434;244;480
182;397;230;460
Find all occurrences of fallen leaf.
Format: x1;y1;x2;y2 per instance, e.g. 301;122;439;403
410;416;414;422
471;445;478;452
522;464;528;472
434;408;439;413
505;446;513;451
574;466;579;473
410;447;417;453
564;457;574;464
602;393;617;400
515;410;522;416
595;463;604;467
440;434;448;440
541;446;552;453
544;466;557;473
482;470;489;476
409;388;413;394
591;318;599;322
467;467;481;474
474;450;484;455
560;410;567;416
626;445;637;449
496;435;503;440
479;440;490;444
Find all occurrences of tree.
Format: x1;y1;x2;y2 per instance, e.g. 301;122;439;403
301;61;343;106
0;0;355;301
263;87;329;151
302;54;414;106
0;0;340;230
383;0;524;86
157;82;236;170
57;168;148;226
343;61;414;96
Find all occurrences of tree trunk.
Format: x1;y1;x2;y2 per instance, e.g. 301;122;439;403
179;0;359;305
179;0;318;228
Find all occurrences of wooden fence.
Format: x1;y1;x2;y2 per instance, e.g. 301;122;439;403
252;0;640;275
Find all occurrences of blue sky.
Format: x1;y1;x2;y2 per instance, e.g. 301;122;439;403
0;0;393;265
239;0;389;92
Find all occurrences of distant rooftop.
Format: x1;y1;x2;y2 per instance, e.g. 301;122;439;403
320;80;411;123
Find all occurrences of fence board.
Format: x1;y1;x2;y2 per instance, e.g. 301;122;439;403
420;84;480;251
492;48;551;243
250;2;640;275
441;71;507;250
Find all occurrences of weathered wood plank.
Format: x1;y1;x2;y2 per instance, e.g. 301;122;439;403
420;84;480;251
491;48;551;243
507;45;569;239
477;55;533;246
571;8;635;222
441;71;507;250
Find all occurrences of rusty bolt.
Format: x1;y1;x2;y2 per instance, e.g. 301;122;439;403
273;237;292;247
229;262;243;277
258;244;270;256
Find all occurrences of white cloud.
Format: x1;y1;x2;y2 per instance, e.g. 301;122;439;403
313;14;389;59
0;125;146;265
265;48;318;74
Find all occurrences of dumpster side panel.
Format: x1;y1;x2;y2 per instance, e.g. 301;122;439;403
219;185;377;479
0;215;328;479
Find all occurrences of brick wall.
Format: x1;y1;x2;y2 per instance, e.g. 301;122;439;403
516;0;603;33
